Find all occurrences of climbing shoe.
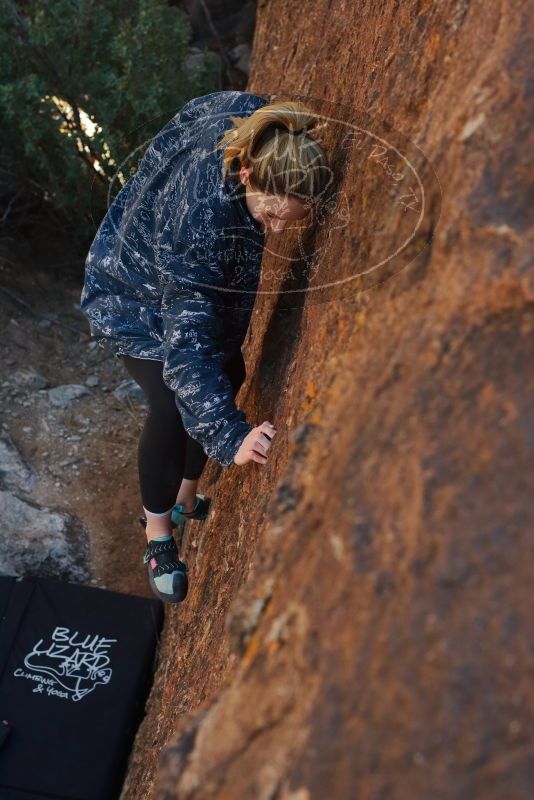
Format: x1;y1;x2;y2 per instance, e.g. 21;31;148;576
171;494;211;527
137;495;211;532
142;534;189;604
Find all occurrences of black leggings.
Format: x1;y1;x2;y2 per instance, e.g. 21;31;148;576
119;350;246;513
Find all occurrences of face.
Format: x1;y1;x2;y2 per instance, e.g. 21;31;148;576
239;166;311;234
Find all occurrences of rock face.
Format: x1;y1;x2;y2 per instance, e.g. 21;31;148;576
120;1;533;798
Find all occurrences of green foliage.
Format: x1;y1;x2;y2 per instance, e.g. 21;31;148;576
0;0;219;247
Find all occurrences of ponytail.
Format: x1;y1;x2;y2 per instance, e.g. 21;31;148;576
215;98;330;205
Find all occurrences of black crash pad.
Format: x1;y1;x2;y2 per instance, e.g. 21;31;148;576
0;575;164;800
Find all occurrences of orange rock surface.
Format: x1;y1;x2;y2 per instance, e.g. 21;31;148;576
121;1;533;798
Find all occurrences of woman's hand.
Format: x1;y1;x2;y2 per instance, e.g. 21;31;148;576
234;421;277;465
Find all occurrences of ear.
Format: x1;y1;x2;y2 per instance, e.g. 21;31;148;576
239;165;252;184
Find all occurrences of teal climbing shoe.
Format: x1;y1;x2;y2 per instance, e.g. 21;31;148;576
137;495;212;533
142;534;189;604
171;494;211;527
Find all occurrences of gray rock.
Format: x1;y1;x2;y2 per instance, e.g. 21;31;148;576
229;43;251;73
11;367;49;391
85;374;99;387
113;379;146;403
0;436;35;493
48;384;91;408
185;47;221;76
0;490;89;581
184;46;204;71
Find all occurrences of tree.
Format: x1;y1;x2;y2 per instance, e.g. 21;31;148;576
0;0;219;248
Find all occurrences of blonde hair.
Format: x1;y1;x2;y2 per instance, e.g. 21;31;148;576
215;98;331;206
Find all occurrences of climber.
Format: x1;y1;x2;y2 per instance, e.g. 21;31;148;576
80;90;330;604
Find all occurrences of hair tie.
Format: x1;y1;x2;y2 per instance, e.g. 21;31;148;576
270;122;306;137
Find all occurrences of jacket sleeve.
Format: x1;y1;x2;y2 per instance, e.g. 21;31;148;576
158;243;254;467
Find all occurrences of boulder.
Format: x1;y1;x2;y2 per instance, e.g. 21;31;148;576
120;2;533;798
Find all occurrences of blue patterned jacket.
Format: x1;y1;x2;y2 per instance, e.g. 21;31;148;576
80;91;268;466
